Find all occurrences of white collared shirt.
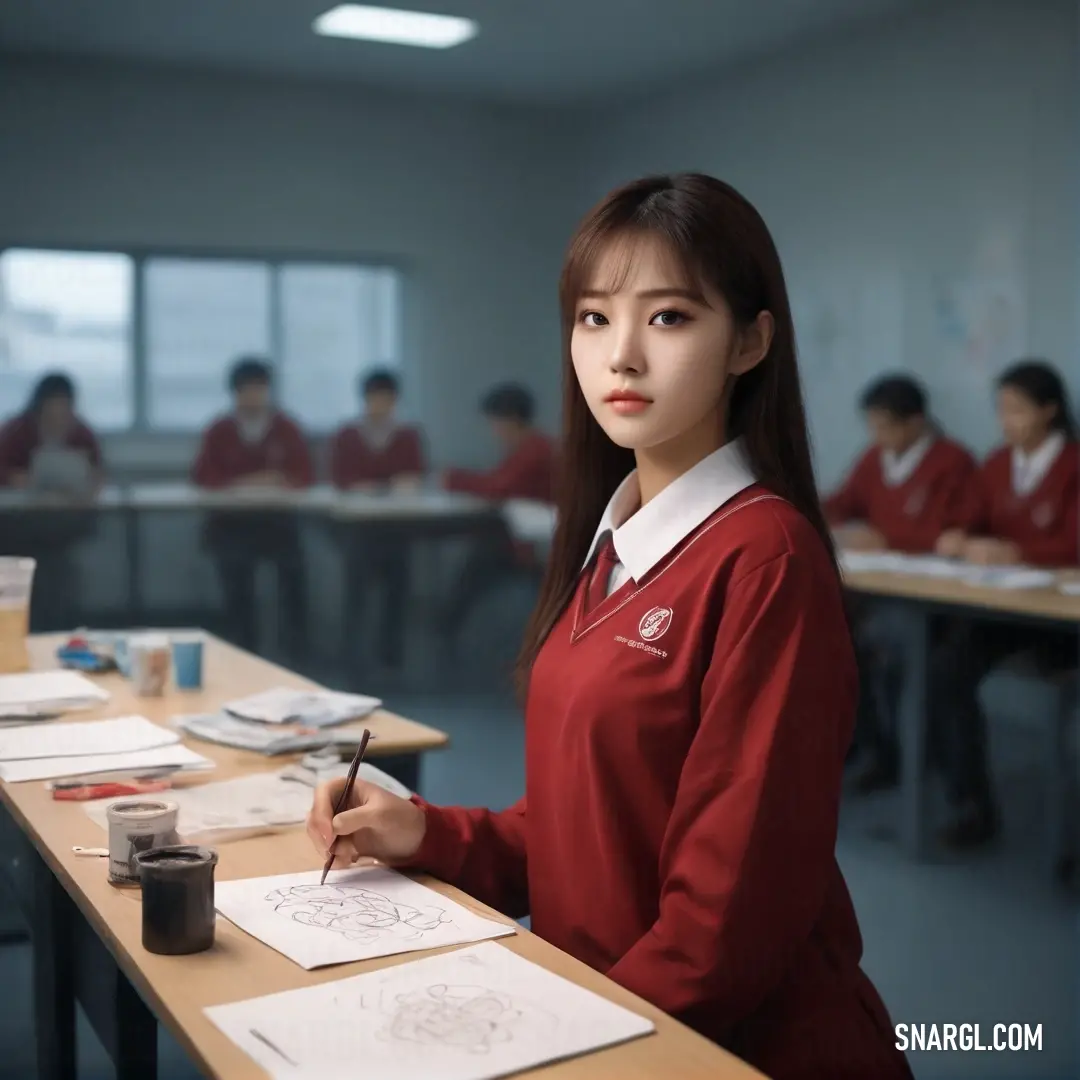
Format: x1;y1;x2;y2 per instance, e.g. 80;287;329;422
358;417;397;453
235;411;273;445
881;432;934;487
1012;430;1065;497
582;437;757;597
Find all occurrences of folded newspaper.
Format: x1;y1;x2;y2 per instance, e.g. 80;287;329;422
222;687;381;727
175;712;376;756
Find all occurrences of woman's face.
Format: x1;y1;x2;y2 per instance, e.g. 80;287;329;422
571;233;770;458
996;385;1057;450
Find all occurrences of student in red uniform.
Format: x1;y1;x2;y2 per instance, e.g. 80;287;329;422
192;357;314;661
330;368;427;671
0;373;104;629
826;374;977;553
826;375;978;793
439;384;556;653
0;373;103;490
442;384;555;503
928;360;1078;848
329;369;425;491
307;174;911;1080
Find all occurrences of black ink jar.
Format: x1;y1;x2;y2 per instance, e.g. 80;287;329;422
135;846;219;955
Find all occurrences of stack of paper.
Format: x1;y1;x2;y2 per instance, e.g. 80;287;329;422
0;715;215;783
0;670;110;721
176;712;374;756
224;687;381;728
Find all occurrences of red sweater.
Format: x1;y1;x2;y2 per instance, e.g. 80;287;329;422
825;436;977;552
969;442;1078;567
191;413;313;489
405;489;911;1080
0;413;102;485
329;423;425;489
444;431;555;503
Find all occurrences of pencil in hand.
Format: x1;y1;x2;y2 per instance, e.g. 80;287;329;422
320;728;372;886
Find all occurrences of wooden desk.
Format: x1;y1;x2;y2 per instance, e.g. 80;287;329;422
0;634;449;1080
842;566;1079;858
843;568;1080;625
0;637;762;1080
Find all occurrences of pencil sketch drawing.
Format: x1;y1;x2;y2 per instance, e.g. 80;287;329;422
264;884;450;943
376;984;530;1054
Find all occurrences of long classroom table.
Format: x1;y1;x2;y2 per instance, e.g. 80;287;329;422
842;566;1080;858
1;635;765;1080
0;633;449;1080
0;483;507;627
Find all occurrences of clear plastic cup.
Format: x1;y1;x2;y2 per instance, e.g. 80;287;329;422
0;558;36;674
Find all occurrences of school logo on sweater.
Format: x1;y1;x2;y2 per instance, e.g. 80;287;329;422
638;606;673;642
904;488;927;517
1032;502;1054;529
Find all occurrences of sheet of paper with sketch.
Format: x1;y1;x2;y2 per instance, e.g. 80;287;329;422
205;940;655;1080
28;447;93;495
214;865;516;970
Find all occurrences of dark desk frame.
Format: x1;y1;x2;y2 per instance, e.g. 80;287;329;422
850;585;1078;860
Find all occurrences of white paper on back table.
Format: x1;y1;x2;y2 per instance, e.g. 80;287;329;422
223;687;381;727
0;742;214;784
0;715;176;762
205;940;655;1080
176;712;376;756
0;670;110;718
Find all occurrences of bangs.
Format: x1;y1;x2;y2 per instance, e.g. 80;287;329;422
562;223;708;311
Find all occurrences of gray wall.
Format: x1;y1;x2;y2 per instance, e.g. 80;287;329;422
575;0;1079;487
0;57;581;473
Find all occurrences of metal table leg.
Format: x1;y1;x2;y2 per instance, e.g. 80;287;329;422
898;606;931;858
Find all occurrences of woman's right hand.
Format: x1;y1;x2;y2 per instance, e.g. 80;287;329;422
306;777;427;867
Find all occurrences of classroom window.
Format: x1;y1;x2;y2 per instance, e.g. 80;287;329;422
0;249;135;430
144;258;273;430
0;248;403;434
278;264;402;430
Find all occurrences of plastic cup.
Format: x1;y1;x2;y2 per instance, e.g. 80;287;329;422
129;633;171;697
113;636;132;677
171;632;204;691
0;558;36;674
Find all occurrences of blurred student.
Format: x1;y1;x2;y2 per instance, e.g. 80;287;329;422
826;375;977;792
826;374;976;553
0;372;103;492
330;368;427;671
440;384;556;647
0;373;103;630
442;383;555;503
929;360;1078;848
192;357;314;660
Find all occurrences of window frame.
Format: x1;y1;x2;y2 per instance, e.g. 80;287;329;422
0;241;407;436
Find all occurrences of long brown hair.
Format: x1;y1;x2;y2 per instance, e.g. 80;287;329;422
516;173;836;691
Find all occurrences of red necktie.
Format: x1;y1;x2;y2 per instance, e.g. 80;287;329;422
584;531;619;615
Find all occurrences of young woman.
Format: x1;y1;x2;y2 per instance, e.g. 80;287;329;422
930;360;1078;848
307;174;911;1080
